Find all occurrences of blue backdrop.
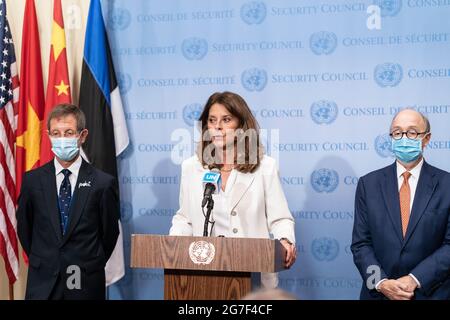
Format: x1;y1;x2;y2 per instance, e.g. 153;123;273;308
101;0;450;299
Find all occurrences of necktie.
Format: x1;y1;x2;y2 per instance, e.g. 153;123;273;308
59;169;72;235
399;171;412;237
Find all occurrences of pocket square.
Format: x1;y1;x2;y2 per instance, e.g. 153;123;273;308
78;181;91;188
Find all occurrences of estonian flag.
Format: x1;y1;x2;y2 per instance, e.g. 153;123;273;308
79;0;129;286
79;0;129;176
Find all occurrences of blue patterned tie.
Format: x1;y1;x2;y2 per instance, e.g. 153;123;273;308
59;169;72;235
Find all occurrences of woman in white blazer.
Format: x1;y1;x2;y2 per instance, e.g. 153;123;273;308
169;91;296;288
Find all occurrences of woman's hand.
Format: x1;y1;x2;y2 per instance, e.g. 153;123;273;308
280;238;297;268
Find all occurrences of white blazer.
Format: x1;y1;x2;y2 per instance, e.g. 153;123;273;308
169;155;296;287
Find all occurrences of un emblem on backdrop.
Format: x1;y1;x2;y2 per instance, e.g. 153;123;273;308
240;1;267;25
375;133;394;158
117;72;132;95
311;169;339;193
107;7;131;31
374;63;403;87
311;237;340;261
310;100;338;125
241;68;268;92
373;0;402;17
120;201;133;223
181;37;208;60
183;103;203;127
309;31;338;55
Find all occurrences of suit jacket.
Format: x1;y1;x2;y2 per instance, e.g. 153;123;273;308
351;161;450;300
169;155;295;288
16;159;120;300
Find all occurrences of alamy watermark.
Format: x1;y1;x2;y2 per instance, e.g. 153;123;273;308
367;5;381;30
66;265;81;290
366;265;381;290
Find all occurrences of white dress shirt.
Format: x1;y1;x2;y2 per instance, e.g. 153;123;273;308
210;170;237;237
376;158;424;291
54;155;82;196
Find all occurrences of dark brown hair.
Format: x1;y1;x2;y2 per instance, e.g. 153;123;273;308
47;103;86;132
197;91;264;173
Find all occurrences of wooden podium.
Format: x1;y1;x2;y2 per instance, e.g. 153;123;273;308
130;234;286;300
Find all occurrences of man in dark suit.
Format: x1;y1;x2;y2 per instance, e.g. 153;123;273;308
351;109;450;300
17;104;120;300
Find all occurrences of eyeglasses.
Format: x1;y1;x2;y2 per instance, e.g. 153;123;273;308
389;129;428;140
48;130;80;138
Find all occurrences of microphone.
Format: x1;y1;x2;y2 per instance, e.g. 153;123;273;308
202;169;221;237
201;168;221;208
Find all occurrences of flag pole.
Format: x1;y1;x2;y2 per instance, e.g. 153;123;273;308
9;284;14;300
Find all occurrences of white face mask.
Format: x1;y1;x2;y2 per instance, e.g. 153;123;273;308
50;137;80;161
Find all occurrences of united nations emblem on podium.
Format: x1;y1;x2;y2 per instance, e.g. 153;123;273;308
189;241;216;265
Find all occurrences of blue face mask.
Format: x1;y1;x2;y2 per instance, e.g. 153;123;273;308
391;136;424;163
51;137;80;161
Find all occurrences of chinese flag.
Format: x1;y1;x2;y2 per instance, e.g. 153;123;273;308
40;0;71;164
16;0;45;195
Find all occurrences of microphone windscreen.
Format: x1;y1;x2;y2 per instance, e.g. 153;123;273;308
201;170;221;194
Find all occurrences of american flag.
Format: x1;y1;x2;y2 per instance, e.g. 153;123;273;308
0;0;19;284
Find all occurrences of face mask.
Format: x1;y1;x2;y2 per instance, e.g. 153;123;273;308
391;136;424;163
51;137;79;161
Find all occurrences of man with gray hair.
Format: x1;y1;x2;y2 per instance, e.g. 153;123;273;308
351;108;450;300
16;104;120;300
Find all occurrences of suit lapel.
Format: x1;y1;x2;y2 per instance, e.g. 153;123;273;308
41;161;63;244
61;160;94;245
381;163;404;244
403;161;437;246
229;171;255;211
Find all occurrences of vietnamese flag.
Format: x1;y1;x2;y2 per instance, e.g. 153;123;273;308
16;0;45;195
40;0;71;164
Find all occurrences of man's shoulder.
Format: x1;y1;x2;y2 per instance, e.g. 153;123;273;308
360;163;395;182
424;161;449;177
85;162;116;183
23;160;53;180
423;162;450;187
